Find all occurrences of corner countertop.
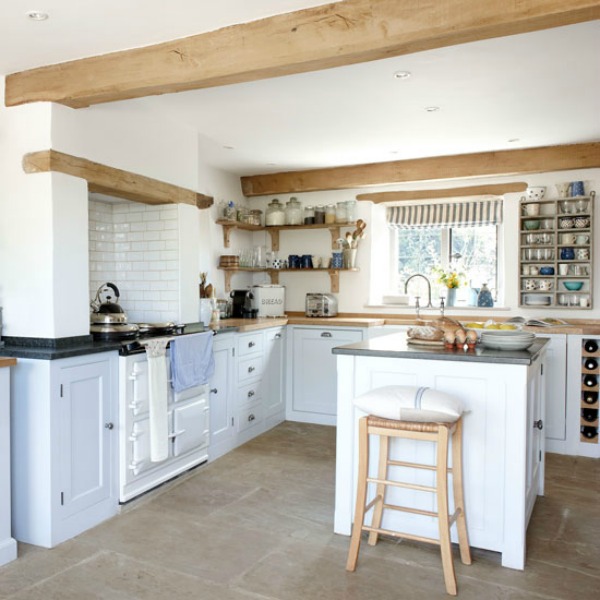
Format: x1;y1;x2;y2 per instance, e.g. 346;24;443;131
332;332;549;365
0;357;17;368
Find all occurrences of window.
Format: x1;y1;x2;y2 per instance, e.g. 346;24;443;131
387;200;502;306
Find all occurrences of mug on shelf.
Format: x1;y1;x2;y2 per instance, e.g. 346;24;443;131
524;279;537;291
569;181;585;197
576;248;590;260
559;217;574;229
288;254;300;269
331;252;343;268
300;254;313;269
576;234;589;245
560;247;575;260
538;279;553;291
525;203;540;216
561;233;576;244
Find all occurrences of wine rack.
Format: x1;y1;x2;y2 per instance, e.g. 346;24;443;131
580;339;600;443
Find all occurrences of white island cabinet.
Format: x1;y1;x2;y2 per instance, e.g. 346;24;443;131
0;358;17;567
11;352;119;548
333;334;548;571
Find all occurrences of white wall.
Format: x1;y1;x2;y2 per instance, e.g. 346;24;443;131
248;168;600;319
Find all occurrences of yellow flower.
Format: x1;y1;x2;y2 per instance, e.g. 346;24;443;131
432;267;465;289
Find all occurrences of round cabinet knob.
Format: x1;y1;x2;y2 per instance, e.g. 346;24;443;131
104;422;114;430
533;419;543;430
210;388;218;394
248;366;255;373
248;413;256;422
248;341;256;348
247;390;255;398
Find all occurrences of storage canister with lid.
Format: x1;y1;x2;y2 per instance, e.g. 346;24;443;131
303;205;315;225
325;204;336;224
314;205;325;224
335;201;347;223
285;197;302;225
265;199;285;226
345;200;357;223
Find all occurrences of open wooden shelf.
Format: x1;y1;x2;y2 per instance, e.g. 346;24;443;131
218;266;359;293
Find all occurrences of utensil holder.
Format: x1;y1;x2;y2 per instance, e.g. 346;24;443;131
343;248;357;269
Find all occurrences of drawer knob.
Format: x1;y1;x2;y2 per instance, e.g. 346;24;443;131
533;419;544;430
210;388;218;394
104;422;114;430
274;333;282;339
248;366;255;373
248;341;256;347
248;413;256;422
321;332;332;338
248;390;255;397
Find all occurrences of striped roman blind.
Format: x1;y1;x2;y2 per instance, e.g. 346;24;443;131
386;199;503;229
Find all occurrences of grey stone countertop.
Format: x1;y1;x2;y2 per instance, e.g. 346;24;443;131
0;322;239;360
332;332;549;365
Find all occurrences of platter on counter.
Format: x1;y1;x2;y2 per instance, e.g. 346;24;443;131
481;331;536;351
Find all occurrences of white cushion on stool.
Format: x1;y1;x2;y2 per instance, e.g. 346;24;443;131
353;386;462;423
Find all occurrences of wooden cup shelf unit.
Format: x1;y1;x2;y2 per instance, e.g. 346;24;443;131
518;192;595;310
216;219;359;292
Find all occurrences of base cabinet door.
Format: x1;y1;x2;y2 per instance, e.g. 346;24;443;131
11;352;119;548
58;360;114;520
289;327;362;425
209;334;235;460
539;334;567;450
263;327;285;426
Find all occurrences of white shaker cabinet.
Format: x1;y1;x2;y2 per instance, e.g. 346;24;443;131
288;326;363;426
263;327;285;428
538;334;568;452
209;333;235;461
0;360;17;567
11;352;119;548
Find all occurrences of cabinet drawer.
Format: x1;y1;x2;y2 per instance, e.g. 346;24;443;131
237;381;262;407
237;402;263;433
237;355;264;384
237;332;264;357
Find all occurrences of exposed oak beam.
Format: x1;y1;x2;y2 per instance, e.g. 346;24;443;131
357;182;528;203
241;143;600;196
6;0;600;108
22;150;214;209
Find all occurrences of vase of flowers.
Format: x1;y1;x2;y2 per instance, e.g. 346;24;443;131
432;267;465;307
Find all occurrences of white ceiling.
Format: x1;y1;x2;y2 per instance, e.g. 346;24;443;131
1;3;599;177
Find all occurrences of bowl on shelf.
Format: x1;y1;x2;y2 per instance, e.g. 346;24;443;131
523;220;541;230
563;281;584;291
526;186;546;201
539;267;555;275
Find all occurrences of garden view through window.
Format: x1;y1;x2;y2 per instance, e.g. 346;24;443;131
397;225;498;305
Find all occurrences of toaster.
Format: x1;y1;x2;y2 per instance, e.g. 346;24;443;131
305;293;338;318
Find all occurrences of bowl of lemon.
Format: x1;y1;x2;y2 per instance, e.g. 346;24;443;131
462;320;521;339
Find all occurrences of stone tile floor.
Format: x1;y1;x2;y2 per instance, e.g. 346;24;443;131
1;422;598;599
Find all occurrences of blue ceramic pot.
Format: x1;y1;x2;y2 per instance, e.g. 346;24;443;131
560;247;575;260
477;284;494;308
539;267;555;275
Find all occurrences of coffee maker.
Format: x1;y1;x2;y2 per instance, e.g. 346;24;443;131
230;289;256;318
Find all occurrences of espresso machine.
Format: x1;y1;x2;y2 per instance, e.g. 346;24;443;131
230;289;256;318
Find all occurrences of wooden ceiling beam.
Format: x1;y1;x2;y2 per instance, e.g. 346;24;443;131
6;0;600;108
22;150;214;208
357;183;529;203
240;142;600;196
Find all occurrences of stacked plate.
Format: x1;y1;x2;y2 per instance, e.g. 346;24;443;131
481;330;536;351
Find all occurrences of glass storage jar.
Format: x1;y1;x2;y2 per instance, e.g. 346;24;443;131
303;205;315;225
345;200;357;223
314;205;325;224
265;199;285;226
335;201;347;223
285;197;302;225
325;204;336;224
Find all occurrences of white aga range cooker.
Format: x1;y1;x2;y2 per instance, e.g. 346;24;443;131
117;331;210;503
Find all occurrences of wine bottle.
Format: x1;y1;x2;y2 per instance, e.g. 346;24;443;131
581;425;598;439
584;357;598;371
581;408;598;422
583;391;598;404
584;340;599;353
583;374;598;388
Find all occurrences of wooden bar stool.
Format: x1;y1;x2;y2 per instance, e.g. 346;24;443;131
346;386;472;596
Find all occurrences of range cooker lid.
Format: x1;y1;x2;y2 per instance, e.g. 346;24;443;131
90;322;139;341
135;322;177;336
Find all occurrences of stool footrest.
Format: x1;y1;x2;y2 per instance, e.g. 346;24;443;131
362;525;440;547
382;502;438;518
388;459;454;474
367;476;436;493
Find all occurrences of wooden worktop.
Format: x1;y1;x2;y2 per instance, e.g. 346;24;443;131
0;358;16;368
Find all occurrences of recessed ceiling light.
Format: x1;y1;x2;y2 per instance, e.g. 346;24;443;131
425;106;440;112
267;162;278;166
223;145;235;150
507;138;521;143
394;71;411;80
26;10;49;21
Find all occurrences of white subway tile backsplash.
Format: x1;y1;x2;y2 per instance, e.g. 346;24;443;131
89;199;182;322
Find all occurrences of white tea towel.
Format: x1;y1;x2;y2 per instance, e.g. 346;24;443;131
145;338;169;462
170;331;215;393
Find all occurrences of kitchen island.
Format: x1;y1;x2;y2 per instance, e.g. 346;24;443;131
333;333;548;570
